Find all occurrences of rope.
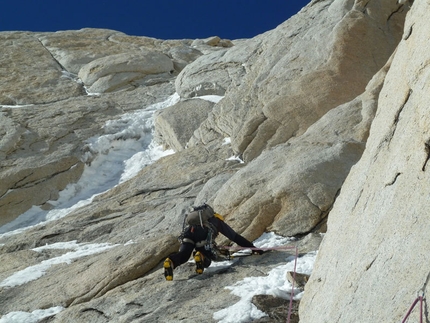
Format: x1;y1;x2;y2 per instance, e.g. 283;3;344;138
218;245;296;251
287;246;299;323
222;244;429;323
402;294;425;323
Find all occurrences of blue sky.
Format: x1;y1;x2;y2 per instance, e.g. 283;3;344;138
1;0;310;39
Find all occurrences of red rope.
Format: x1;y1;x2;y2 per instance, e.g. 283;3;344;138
218;245;297;251
401;295;424;323
222;245;428;323
287;246;299;323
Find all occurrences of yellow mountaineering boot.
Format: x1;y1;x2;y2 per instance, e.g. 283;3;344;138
164;258;174;281
194;251;205;274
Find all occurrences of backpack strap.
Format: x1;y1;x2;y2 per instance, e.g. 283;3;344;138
198;210;204;228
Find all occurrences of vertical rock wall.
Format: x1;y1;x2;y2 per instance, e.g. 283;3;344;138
300;1;430;321
198;0;411;238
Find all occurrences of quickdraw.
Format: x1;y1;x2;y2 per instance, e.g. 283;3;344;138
402;292;425;323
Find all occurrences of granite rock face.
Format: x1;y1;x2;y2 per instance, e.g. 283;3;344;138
0;0;421;322
154;98;215;151
187;0;408;161
0;32;85;105
300;1;430;322
195;0;408;238
0;85;175;226
78;51;174;93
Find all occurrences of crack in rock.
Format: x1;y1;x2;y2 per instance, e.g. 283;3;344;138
13;163;80;190
382;89;412;149
385;172;402;186
422;142;430;171
81;307;109;318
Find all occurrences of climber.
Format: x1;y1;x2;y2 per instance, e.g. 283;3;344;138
164;204;263;281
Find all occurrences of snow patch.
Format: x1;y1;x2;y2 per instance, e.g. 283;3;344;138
222;137;231;145
226;155;244;163
0;93;180;236
0;306;64;323
213;250;317;323
194;95;224;103
0;104;35;109
0;241;119;288
208;233;312;323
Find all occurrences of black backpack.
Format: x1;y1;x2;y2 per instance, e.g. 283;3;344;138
180;204;219;259
185;204;215;228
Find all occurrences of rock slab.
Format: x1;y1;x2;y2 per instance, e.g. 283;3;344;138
0;0;420;322
300;1;430;322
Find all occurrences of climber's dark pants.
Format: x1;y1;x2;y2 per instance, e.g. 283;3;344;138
169;227;212;268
